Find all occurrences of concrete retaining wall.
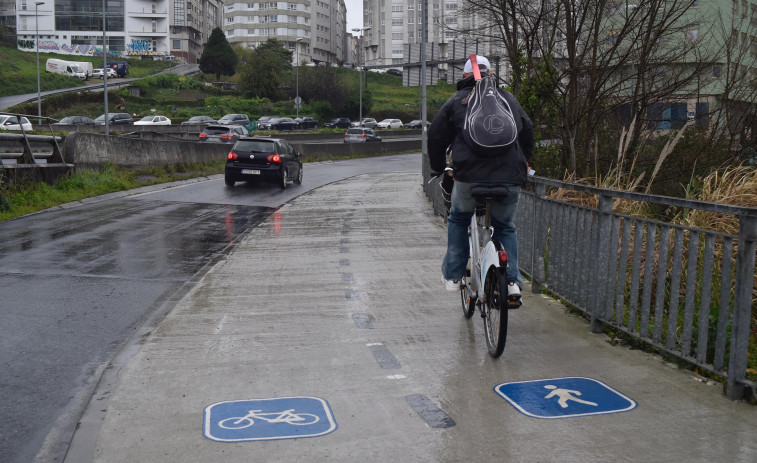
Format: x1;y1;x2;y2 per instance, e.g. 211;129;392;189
63;132;421;171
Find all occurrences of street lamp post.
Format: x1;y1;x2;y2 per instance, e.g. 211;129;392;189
35;1;44;122
295;37;302;119
351;27;371;125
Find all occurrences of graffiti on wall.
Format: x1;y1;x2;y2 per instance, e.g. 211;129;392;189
17;40;120;58
127;39;160;56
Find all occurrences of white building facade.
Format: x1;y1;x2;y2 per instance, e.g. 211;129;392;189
360;0;505;81
16;0;170;59
222;0;347;65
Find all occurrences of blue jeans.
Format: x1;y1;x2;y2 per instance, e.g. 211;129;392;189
442;181;523;287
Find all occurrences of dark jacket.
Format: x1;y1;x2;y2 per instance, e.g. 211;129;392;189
428;75;534;185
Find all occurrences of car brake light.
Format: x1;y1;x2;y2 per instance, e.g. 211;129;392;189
267;154;282;163
344;132;348;137
221;134;233;140
362;133;366;138
228;151;238;160
199;133;207;139
498;249;508;264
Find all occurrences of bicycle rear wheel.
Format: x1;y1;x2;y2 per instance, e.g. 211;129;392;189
483;266;508;357
460;277;476;319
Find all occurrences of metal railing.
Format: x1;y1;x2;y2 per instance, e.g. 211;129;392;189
421;153;757;401
0;112;64;165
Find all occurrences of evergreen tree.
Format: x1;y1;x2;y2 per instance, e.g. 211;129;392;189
199;28;238;80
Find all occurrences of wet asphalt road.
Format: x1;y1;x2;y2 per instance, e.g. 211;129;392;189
0;153;421;463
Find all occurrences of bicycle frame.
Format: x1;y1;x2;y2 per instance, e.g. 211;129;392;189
467;203;501;300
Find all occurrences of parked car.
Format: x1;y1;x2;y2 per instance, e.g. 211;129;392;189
181;115;216;125
217;114;251;126
376;118;403;129
92;68;117;78
198;125;249;143
404;119;429;129
265;117;298;131
224;136;303;190
94;113;133;125
134;115;171;126
54;115;95;125
344;127;381;143
324;117;352;129
0;114;33;131
295;116;319;130
386;69;403;77
351;117;378;128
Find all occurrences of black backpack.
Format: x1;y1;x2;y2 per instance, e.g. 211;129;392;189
462;55;518;157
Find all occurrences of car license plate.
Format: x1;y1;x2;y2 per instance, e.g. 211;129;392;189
241;169;260;175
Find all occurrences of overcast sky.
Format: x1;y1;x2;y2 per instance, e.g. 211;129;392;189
345;0;363;34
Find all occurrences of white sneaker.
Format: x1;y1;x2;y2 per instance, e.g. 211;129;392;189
507;282;521;300
442;276;461;293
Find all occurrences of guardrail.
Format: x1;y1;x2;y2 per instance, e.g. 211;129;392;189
421;152;757;401
0;112;71;183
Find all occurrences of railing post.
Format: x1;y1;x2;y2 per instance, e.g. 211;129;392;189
591;194;613;333
531;181;546;294
727;214;757;400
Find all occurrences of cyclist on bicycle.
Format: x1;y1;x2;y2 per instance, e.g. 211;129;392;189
428;55;534;298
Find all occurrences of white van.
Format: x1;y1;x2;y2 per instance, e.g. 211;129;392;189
45;58;87;79
71;61;93;79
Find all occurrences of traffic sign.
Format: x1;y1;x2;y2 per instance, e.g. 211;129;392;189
494;377;636;419
204;396;337;442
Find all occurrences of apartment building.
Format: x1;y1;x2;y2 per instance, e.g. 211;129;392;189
15;0;170;58
0;0;15;27
360;0;505;82
170;0;223;64
222;0;347;66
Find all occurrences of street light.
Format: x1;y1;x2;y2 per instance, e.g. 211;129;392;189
351;27;371;124
35;1;44;122
295;37;302;119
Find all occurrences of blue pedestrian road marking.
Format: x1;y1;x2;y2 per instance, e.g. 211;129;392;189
494;377;636;419
203;396;337;442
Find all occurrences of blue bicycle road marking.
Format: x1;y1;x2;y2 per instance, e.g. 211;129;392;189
494;377;637;419
203;396;337;442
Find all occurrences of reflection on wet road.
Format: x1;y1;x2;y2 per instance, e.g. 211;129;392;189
0;199;271;463
0;153;421;463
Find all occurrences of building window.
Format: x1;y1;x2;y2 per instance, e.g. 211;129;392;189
713;65;722;77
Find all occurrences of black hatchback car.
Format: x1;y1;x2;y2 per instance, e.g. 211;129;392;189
94;113;133;125
295;116;319;130
324;117;351;128
225;136;303;189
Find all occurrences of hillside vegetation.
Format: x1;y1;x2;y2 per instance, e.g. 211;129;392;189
0;44;174;98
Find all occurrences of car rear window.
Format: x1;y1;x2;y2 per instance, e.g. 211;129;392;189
203;126;229;134
347;129;364;135
233;140;276;152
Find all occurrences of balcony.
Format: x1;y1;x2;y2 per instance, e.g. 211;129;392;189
128;8;168;18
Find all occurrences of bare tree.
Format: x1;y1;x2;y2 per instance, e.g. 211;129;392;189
450;0;718;178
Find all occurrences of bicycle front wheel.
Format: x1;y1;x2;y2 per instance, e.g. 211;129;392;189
483;266;508;358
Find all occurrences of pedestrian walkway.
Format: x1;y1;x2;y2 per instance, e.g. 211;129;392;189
68;172;756;463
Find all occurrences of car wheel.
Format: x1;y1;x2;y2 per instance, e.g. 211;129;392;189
294;164;303;185
225;176;235;187
280;169;288;190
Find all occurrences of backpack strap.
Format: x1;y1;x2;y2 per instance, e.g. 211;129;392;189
469;54;482;81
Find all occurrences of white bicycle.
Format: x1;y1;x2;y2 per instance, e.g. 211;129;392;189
218;409;319;429
459;184;522;358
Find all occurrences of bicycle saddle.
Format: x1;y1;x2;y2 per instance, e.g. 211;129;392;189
470;184;512;200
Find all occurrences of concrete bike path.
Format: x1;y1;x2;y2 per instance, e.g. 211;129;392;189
70;172;756;462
